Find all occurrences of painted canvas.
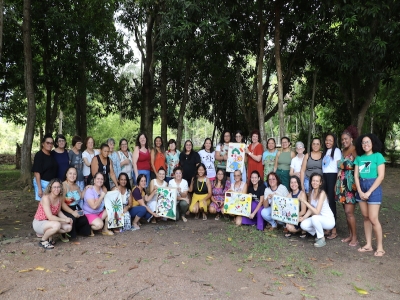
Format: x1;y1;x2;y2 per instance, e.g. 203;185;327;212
224;192;252;217
104;190;124;228
226;143;246;173
271;195;300;225
156;187;177;220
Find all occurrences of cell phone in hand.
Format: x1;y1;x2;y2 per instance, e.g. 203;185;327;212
77;210;84;216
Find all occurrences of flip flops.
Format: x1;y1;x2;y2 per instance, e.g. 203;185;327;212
358;247;373;252
374;250;385;257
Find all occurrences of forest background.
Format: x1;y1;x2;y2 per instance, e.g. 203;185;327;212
1;0;400;186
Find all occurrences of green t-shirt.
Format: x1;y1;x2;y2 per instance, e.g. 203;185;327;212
354;152;385;179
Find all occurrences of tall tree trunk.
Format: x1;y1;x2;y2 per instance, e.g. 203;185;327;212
274;0;285;140
76;57;87;139
307;70;317;153
355;79;380;135
20;0;36;186
0;0;4;61
160;62;168;144
176;59;191;150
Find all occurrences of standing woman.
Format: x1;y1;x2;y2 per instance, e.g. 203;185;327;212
290;141;305;178
189;163;212;220
132;133;151;186
198;138;216;181
148;167;168;223
69;135;84;191
168;166;190;222
179;140;201;184
210;169;231;220
61;167;91;240
90;143;118;191
236;170;266;230
82;136;99;186
229;130;247;183
107;138;121;188
82;172;114;236
354;134;386;257
262;138;278;182
32;134;58;201
165;139;180;182
151;136;167;179
33;179;72;249
299;173;335;247
118;138;134;187
336;126;358;246
274;137;295;190
300;138;323;193
322;133;342;239
215;130;231;176
245;129;264;183
51;134;69;181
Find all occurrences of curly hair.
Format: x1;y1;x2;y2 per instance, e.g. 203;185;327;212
218;130;232;146
342;125;358;140
266;172;281;188
289;175;302;193
250;129;261;142
43;178;63;195
355;133;382;156
135;133;149;149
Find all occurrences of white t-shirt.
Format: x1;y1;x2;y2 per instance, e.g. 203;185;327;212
82;150;99;176
264;184;289;204
290;155;304;173
198;149;216;178
168;179;189;197
322;148;342;173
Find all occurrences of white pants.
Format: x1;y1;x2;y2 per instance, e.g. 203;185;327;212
300;215;335;238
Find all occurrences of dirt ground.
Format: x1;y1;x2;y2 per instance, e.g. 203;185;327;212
0;167;399;299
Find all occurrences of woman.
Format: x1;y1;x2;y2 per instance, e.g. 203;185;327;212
215;130;231;175
354;134;386;257
210;169;231;220
300;138;323;194
151;136;167;180
189;163;212;220
118;138;134;187
32;134;58;201
51;134;69;181
229;130;247;183
262;138;278;182
82;136;99;186
245;129;264;183
90;143;118;191
236;171;265;230
290;141;305;178
274;137;295;190
107;138;121;188
198;138;216;181
82;172;114;236
260;172;289;230
168;166;190;222
285;176;307;238
165;139;180;182
130;174;159;228
179;140;201;184
69;135;84;191
61;167;91;240
133;133;151;186
322;133;342;239
299;173;335;248
148;167;168;223
336;126;358;247
33;179;72;249
113;172;133;231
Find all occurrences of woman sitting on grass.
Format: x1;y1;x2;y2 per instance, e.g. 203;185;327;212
33;178;72;250
284;175;307;238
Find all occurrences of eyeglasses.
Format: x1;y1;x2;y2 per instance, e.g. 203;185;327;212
58;139;66;143
45;141;54;145
362;141;371;145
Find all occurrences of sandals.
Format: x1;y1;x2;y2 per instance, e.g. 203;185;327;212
182;216;188;223
48;238;56;245
326;232;338;240
374;250;385;257
358;247;373;252
284;233;292;238
202;214;207;221
215;215;220;221
101;230;114;236
38;240;54;250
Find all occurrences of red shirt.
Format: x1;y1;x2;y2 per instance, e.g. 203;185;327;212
247;143;264;183
137;149;151;171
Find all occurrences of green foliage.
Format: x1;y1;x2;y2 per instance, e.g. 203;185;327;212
0;165;20;190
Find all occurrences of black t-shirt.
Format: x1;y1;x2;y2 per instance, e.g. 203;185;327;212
31;150;58;181
248;183;266;202
179;151;201;184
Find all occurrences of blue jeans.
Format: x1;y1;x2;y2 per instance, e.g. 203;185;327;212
129;206;152;220
261;207;277;227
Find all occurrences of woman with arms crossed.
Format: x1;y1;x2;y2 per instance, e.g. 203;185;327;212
354;134;386;257
179;140;201;184
90;143;118;191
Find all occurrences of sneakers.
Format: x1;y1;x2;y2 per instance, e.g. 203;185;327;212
314;237;326;247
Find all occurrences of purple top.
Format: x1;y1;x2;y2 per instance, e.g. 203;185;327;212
212;180;231;202
82;187;104;214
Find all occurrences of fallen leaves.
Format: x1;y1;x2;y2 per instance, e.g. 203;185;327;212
227;237;232;241
129;265;138;270
353;285;369;295
102;269;117;275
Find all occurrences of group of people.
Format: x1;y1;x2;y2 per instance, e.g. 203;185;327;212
31;128;386;257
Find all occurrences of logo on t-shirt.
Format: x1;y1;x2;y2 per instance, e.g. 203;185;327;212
359;161;371;174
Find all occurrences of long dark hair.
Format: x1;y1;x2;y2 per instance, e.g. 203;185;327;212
135;132;149;149
266;172;281;188
201;138;215;152
118;172;132;191
288;175;302;193
250;170;263;187
153;136;164;152
322;133;338;159
215;168;227;189
218;130;231;146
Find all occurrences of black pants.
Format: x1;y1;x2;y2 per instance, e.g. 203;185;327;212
323;173;337;222
62;205;91;238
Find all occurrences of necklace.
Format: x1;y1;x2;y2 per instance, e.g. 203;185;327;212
197;177;205;191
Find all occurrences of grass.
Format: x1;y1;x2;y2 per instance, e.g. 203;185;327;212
0;164;20;190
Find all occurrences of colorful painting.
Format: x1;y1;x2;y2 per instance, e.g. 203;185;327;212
156;187;177;220
104;190;124;228
224;192;252;217
271;195;300;225
226;143;246;173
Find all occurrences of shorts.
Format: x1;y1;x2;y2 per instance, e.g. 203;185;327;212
32;219;48;235
356;178;382;205
85;211;105;224
33;179;50;201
